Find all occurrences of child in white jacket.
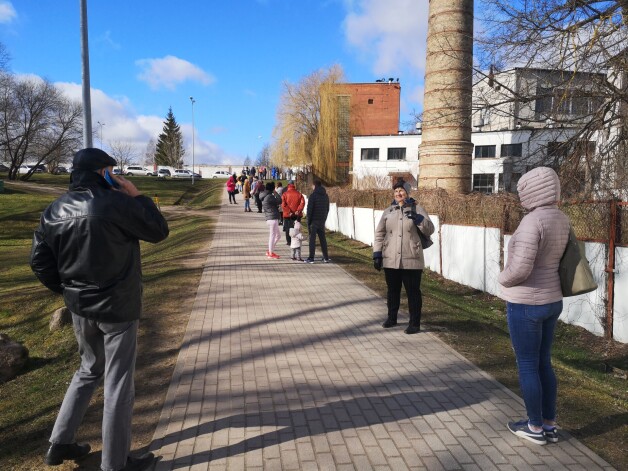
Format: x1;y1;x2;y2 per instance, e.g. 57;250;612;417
289;220;304;261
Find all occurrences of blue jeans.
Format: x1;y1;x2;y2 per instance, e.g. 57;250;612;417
507;301;562;427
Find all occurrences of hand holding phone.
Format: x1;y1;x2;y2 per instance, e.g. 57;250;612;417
104;169;120;189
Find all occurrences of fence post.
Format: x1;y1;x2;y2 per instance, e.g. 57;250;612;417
605;199;617;340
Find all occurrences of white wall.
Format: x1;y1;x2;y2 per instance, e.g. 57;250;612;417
325;204;626;343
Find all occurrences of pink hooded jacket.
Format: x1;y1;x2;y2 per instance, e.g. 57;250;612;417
498;167;570;305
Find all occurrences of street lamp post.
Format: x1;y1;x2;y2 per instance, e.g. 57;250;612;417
189;96;196;185
97;121;105;149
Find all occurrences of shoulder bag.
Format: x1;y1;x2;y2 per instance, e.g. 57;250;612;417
410;204;433;249
559;226;597;297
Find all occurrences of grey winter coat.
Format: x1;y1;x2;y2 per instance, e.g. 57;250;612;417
498;167;570;305
373;199;434;270
260;190;282;220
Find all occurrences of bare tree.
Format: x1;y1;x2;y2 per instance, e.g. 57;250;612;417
271;65;345;184
476;0;628;197
108;140;139;171
143;138;156;168
0;73;82;180
256;143;271;168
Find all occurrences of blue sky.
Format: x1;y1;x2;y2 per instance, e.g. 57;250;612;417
0;0;429;165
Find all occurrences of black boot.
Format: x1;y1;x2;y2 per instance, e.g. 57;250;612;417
382;318;397;328
44;442;91;465
121;452;156;471
404;324;420;334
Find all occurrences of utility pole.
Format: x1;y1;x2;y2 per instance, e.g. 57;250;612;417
80;0;93;148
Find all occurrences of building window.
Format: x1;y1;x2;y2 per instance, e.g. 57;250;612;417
368;98;374;104
387;148;406;160
510;173;522;192
474;145;496;158
473;174;494;194
501;143;522;157
361;148;379;160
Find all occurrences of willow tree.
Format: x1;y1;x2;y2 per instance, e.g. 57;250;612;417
272;65;344;184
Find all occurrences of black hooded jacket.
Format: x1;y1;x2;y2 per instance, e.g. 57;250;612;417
306;185;330;226
30;171;169;323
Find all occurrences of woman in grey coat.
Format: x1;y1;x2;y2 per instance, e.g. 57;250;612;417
260;181;283;259
498;167;570;445
373;181;434;334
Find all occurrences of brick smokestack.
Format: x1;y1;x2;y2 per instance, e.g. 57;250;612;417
419;0;474;193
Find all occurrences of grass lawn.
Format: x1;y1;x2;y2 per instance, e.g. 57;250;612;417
0;177;222;470
314;229;627;470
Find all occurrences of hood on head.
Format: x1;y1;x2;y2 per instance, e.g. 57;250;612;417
517;167;561;210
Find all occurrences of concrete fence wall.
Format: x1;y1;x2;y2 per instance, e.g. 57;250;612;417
320;201;628;343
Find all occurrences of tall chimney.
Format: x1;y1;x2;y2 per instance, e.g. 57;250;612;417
419;0;474;192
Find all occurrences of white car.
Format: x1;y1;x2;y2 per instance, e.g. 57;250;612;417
125;166;155;176
173;169;193;178
172;169;201;179
211;170;231;179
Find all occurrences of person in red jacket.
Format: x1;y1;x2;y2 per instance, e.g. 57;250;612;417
281;180;305;245
226;174;238;204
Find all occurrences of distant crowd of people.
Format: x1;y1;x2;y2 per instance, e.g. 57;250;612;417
225;172;329;264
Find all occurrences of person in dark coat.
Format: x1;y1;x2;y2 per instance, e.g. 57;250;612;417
304;180;330;263
30;148;169;471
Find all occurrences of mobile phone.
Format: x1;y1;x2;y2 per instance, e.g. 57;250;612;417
104;169;120;189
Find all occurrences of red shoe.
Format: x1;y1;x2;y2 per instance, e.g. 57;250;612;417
270;252;281;259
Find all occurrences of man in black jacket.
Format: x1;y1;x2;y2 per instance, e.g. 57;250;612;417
30;148;169;471
305;179;330;263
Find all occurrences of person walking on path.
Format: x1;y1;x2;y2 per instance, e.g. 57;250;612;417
226;173;238;204
30;148;169;471
252;177;264;213
304;179;330;264
289;219;304;261
372;181;434;334
281;180;305;246
498;167;570;446
260;181;283;259
242;177;252;212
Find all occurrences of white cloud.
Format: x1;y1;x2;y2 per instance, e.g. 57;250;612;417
54;80;230;165
343;0;428;105
0;2;16;24
135;55;215;91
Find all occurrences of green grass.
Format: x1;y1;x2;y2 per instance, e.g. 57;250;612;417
0;178;222;470
317;229;627;470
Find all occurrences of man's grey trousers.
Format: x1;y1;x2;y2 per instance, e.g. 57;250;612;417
49;313;138;471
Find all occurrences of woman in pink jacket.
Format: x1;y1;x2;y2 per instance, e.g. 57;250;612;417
498;167;570;446
226;173;237;204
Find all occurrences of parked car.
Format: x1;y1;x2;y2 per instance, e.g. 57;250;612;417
157;168;171;178
124;166;155;176
173;169;195;178
18;165;44;174
0;163;9;173
211;170;231;179
112;168;122;175
53;166;69;174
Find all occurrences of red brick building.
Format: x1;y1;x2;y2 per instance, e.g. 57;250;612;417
332;81;401;183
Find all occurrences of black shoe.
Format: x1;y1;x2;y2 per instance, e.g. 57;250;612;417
121;452;156;471
404;325;421;334
44;442;91;465
382;318;397;328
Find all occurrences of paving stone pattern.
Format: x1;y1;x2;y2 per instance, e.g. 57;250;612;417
150;194;615;470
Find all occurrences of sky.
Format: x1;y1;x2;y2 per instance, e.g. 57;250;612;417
0;0;431;166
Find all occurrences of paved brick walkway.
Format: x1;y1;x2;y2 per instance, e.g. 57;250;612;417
150;193;615;470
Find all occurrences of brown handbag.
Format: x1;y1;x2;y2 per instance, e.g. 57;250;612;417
559;226;597;297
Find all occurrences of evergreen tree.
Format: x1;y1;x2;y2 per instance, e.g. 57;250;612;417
154;107;185;167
